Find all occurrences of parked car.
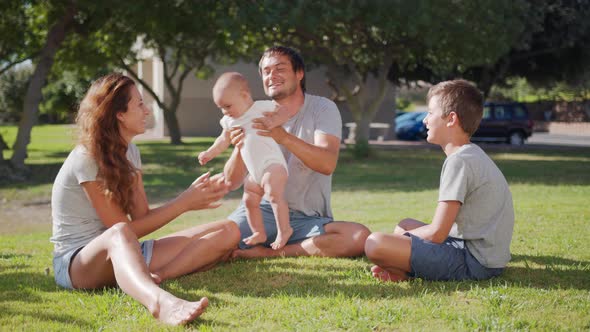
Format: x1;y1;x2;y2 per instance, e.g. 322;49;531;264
394;111;427;140
473;102;534;145
395;102;533;144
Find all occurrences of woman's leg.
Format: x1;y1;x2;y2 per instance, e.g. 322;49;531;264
69;222;208;325
149;220;241;281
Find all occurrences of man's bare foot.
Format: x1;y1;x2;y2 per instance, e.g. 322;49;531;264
151;292;208;326
243;231;267;246
370;265;407;282
231;245;276;259
271;227;293;250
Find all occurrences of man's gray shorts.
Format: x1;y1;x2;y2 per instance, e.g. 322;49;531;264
228;199;333;249
52;239;154;289
406;233;504;281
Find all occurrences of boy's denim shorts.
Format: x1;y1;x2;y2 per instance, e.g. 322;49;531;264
406;233;504;281
53;239;155;289
229;199;333;249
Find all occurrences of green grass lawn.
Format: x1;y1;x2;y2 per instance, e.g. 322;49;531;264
1;124;589;331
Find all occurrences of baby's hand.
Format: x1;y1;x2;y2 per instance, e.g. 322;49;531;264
198;151;213;165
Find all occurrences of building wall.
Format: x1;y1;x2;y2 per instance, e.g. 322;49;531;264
134;58;397;139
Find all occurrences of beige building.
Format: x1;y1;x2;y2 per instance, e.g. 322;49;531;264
131;55;397;140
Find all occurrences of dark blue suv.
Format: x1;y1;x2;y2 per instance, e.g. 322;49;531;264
473;102;534;145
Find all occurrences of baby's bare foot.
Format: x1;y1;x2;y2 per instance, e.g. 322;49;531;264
151;292;208;326
243;231;267;246
271;227;293;250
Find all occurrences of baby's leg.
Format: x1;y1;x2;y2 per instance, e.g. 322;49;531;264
261;164;292;250
243;175;267;246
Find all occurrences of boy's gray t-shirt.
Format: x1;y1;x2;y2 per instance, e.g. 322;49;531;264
280;94;342;218
50;144;141;257
439;143;514;268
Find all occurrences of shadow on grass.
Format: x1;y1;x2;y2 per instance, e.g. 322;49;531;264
0;253;32;273
168;254;590;301
503;254;590;290
0;163;63;188
0;302;94;328
0;271;56;300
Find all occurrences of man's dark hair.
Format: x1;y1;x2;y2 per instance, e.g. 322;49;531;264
259;46;306;92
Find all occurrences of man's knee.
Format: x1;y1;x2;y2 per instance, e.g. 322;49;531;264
331;222;370;257
219;221;241;249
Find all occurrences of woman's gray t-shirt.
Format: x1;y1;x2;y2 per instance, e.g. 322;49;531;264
50;144;141;257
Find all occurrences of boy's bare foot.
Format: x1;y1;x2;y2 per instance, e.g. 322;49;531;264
151;292;208;326
271;227;293;250
243;231;267;246
370;265;407;282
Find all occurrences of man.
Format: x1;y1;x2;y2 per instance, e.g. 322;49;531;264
224;46;370;258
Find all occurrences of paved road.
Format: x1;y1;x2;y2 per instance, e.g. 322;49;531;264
527;133;590;147
366;132;590;149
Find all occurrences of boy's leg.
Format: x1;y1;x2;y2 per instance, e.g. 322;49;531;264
394;218;428;235
242;175;267;246
364;231;413;282
260;164;292;250
366;218;427;281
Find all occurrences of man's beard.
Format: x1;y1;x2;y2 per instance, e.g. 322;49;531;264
267;84;297;100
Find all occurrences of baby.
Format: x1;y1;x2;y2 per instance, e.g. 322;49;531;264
198;72;293;250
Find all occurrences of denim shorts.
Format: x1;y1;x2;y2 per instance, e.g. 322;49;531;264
406;233;504;281
53;239;155;289
228;199;333;249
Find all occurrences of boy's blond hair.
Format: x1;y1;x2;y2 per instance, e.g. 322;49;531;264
427;79;483;136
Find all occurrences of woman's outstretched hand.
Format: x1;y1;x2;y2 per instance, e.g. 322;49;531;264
180;172;229;211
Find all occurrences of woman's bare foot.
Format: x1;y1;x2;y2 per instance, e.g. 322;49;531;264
150;272;162;285
370;265;407;282
151;292;208;326
243;231;267;246
271;227;293;250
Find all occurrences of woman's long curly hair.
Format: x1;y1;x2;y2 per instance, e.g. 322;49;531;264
75;73;138;214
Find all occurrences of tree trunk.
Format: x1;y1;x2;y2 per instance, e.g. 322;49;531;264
354;114;372;143
10;5;77;169
0;133;8;164
163;109;182;145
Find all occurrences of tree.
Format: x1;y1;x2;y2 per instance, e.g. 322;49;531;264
10;2;79;169
113;0;241;144
243;0;525;156
462;0;590;97
5;1;138;170
0;0;34;76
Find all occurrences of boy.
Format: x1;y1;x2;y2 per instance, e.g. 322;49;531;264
365;79;514;281
198;72;293;250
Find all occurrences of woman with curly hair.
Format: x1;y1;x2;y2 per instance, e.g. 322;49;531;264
50;73;240;325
